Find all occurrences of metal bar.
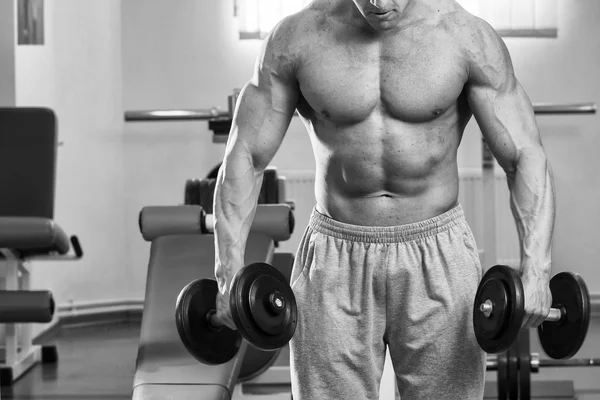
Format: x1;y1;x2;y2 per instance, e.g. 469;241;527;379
486;356;600;370
533;102;597;115
123;102;596;122
124;108;229;122
539;358;600;367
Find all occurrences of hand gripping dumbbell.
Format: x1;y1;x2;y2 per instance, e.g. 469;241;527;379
175;262;297;365
473;265;591;359
169;206;298;365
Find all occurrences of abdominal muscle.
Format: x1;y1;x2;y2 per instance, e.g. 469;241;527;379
310;117;462;227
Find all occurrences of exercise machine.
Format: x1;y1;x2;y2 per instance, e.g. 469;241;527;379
124;89;242;143
0;108;84;386
485;329;600;399
132;167;295;399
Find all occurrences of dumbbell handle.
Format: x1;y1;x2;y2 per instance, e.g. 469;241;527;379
206;309;226;331
479;300;563;322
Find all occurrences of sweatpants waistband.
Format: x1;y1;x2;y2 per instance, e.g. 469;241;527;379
308;204;466;244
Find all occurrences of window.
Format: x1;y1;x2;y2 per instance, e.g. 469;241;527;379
235;0;558;40
235;0;311;40
460;0;558;38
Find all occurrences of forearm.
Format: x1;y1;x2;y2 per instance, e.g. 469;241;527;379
507;147;556;279
213;144;264;294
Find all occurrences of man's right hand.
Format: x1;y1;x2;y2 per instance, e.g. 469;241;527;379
215;286;237;330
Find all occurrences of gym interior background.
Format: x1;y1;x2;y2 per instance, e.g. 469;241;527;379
0;0;599;399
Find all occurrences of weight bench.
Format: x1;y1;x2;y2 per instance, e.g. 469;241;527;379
133;204;295;399
0;107;84;386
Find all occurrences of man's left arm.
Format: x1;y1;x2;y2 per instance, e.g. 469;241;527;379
464;18;556;329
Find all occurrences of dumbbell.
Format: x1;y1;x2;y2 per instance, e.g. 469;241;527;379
175;262;297;365
168;205;297;365
473;265;591;359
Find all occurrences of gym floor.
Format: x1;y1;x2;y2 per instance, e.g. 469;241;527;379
1;318;599;399
0;318;294;400
1;321;140;400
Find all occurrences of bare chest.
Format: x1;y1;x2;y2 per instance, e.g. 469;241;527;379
296;28;468;123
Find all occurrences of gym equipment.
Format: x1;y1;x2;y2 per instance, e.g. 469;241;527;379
133;200;295;399
124;89;241;142
176;261;296;364
229;263;296;350
487;332;600;399
473;265;525;354
518;329;530;399
183;178;216;211
507;344;519;399
537;272;590;359
0;107;84;386
176;278;241;365
159;203;296;364
473;265;591;359
185;165;288;212
139;203;294;243
530;103;597;114
206;163;221;179
0;290;55;323
237;252;294;382
184;179;201;206
125;97;597;123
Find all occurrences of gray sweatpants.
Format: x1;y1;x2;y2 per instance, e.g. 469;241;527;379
289;204;486;400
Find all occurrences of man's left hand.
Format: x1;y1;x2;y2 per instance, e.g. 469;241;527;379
521;272;553;329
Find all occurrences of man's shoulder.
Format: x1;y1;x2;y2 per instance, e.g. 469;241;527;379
262;3;322;73
433;3;493;42
433;3;513;86
439;4;505;55
268;2;323;43
432;3;509;70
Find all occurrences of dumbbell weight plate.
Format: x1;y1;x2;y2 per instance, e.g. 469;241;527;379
497;351;508;400
230;263;298;351
175;279;242;365
507;343;519;399
473;265;526;354
518;330;531;400
537;272;590;359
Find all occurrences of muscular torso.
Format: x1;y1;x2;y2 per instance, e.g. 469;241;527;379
292;0;474;226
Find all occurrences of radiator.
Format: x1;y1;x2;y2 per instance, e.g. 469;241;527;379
279;169;520;267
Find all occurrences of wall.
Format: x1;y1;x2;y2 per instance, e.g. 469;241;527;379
14;0;128;335
0;0;16;106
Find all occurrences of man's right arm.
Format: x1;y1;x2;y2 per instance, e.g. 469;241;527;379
213;16;300;325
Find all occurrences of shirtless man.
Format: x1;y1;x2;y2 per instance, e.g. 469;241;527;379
213;0;556;398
